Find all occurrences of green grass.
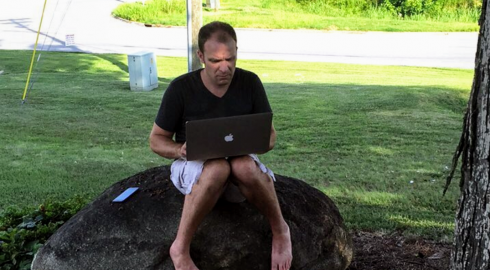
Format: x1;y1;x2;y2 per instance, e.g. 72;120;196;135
0;50;473;240
112;0;480;32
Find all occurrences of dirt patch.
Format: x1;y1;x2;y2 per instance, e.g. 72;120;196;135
347;231;452;270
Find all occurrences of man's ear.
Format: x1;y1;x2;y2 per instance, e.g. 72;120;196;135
197;50;204;64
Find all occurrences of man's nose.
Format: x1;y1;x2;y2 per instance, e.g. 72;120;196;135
219;61;229;72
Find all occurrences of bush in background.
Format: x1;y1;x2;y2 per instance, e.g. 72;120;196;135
0;197;87;270
381;0;481;17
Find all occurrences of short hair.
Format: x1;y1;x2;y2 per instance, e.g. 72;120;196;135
198;21;237;53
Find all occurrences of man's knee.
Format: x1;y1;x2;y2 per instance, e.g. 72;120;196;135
229;156;262;184
202;158;231;184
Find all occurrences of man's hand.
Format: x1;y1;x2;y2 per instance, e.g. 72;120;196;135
269;124;276;151
179;143;187;158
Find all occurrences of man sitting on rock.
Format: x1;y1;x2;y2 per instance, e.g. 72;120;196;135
149;21;292;270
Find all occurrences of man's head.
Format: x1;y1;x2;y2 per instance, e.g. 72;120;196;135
198;21;237;54
197;21;238;88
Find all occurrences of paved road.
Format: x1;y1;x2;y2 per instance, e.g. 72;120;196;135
0;0;479;69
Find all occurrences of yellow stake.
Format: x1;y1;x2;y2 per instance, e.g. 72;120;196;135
22;0;48;102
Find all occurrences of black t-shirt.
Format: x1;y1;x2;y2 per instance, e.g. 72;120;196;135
155;68;272;143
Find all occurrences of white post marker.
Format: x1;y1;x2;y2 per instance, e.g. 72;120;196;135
207;0;220;10
0;70;4;75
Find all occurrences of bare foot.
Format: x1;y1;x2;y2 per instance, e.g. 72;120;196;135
169;242;199;270
271;224;293;270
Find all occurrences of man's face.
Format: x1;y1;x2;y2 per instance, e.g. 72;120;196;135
198;35;237;88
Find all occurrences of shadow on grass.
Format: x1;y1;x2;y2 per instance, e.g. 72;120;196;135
334;195;455;239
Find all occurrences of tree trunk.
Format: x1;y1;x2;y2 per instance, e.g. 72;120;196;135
186;0;202;72
191;0;202;71
449;0;490;269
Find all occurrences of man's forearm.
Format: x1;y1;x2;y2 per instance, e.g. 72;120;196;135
150;135;184;159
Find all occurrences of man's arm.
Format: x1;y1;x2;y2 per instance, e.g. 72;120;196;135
149;123;186;159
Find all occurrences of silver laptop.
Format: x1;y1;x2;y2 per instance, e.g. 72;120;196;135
185;112;273;161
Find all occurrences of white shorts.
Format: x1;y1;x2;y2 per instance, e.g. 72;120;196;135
170;154;276;195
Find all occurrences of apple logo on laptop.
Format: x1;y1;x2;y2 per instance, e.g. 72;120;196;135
224;133;234;142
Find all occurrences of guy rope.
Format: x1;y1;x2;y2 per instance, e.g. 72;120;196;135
21;0;48;104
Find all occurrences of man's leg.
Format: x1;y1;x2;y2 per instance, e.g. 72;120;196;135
170;159;230;270
229;156;293;270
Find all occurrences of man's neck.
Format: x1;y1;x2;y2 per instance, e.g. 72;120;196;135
200;70;230;98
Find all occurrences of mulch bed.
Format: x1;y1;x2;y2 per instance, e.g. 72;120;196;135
346;231;452;270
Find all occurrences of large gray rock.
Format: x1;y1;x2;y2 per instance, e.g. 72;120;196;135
32;165;352;270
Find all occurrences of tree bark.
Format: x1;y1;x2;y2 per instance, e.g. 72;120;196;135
449;0;490;269
191;0;202;71
186;0;202;72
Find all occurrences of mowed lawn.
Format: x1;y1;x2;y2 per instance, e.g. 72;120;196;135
0;50;473;240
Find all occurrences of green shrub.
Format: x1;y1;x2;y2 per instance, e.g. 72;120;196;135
379;0;479;17
0;197;87;270
382;0;428;16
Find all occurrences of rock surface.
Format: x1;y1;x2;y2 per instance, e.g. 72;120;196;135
32;165;352;270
